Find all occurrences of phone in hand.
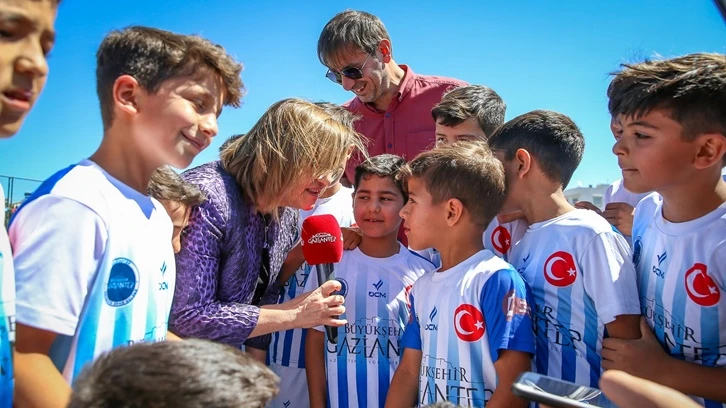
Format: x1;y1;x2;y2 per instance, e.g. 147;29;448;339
512;371;617;408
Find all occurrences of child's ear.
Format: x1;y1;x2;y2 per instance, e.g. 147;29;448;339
113;75;141;116
514;148;532;179
693;133;726;170
444;198;464;227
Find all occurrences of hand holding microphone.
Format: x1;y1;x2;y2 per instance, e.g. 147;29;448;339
300;214;346;344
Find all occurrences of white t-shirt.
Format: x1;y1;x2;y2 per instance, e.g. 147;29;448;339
304;243;433;408
509;209;640;387
9;160;175;382
633;193;726;408
483;218;528;262
0;184;14;404
401;250;535;407
603;179;649;208
269;185;354;369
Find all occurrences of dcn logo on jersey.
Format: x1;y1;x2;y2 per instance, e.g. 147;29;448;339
454;304;485;342
369;279;386;298
684;263;720;307
307;232;337;245
424;307;438;331
544;251;577;287
491;226;511;255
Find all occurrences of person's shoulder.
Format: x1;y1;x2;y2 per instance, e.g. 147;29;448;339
403;246;437;270
183;161;243;214
412;71;468;88
550;209;616;236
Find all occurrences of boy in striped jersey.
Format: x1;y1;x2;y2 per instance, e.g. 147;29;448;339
9;26;243;406
601;53;726;406
388;142;535;408
305;154;434;408
487;110;641;388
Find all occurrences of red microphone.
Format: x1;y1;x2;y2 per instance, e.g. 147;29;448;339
301;214;344;343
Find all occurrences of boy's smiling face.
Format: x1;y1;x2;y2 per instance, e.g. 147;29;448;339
0;0;57;137
132;72;225;169
353;174;405;241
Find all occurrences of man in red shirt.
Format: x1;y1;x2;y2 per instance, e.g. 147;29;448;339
318;10;468;183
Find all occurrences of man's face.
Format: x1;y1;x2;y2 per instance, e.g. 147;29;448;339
327;47;388;105
0;0;57;137
435;118;487;147
132;72;224;169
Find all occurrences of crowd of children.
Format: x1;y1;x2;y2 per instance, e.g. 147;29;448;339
1;1;725;408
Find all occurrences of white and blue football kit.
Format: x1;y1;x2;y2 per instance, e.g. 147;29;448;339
401;250;535;407
0;185;14;406
483;218;528;262
633;194;726;408
9;160;175;382
509;209;640;387
305;243;433;408
268;186;354;408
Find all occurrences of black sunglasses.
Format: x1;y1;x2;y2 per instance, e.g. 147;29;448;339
325;54;372;84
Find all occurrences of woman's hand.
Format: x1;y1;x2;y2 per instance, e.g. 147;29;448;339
290;280;347;328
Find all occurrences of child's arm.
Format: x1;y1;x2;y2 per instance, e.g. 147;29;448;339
14;324;71;408
604;314;640;340
304;329;328;407
603;317;726;403
385;348;422;408
488;350;532;408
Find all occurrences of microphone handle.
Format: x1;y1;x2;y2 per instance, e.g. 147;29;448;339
315;263;339;344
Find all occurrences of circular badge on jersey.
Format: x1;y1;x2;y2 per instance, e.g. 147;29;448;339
632;237;642;266
544;251;577;287
491;226;511;255
335;277;348;298
454;304;485;342
105;258;140;307
685;263;720;307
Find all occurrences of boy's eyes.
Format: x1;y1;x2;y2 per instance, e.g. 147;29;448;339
634;132;650;140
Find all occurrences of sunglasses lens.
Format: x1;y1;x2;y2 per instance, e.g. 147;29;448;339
341;68;363;80
326;70;342;84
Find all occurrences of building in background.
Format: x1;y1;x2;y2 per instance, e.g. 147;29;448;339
564;183;609;211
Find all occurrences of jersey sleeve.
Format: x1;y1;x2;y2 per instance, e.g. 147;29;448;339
9;196;107;336
479;268;536;362
401;291;422;350
579;231;641;324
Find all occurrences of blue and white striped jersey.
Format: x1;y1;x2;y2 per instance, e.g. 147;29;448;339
9;160;175;382
509;209;640;387
633;193;726;408
0;185;14;406
401;250;535;407
483;218;528;262
269;186;354;369
305;243;433;408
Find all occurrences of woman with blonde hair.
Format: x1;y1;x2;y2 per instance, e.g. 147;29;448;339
169;98;366;350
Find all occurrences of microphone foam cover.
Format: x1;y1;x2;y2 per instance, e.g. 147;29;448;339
301;214;344;265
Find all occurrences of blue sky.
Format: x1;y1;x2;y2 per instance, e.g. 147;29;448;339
1;0;725;203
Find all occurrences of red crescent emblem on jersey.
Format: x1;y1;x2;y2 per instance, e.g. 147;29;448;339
453;304;485;342
491;226;511;255
544;251;577;287
685;263;720;307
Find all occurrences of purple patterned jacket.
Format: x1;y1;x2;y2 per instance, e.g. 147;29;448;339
169;161;299;348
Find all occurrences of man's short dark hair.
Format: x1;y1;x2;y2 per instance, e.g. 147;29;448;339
68;339;279;408
607;53;726;142
96;26;244;130
432;85;506;138
399;142;506;227
354;154;407;202
148;165;206;207
318;10;390;69
488;110;584;189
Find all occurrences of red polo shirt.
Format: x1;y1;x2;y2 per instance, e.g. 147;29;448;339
343;65;467;182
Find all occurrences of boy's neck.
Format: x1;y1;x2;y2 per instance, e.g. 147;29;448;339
89;126;158;194
319;182;342;199
357;233;401;259
436;229;485;272
659;174;726;222
518;184;574;224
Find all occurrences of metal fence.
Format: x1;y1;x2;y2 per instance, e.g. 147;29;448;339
1;175;42;228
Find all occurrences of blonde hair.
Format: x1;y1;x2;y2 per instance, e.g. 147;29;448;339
220;98;366;213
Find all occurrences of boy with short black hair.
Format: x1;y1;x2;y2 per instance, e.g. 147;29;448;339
305;154;434;408
9;25;243;405
0;1;60;404
388;142;535;408
487;110;641;388
68;339;279;408
601;53;726;406
431;84;506;146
